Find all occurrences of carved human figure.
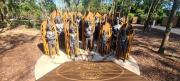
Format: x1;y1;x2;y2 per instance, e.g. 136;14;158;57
69;27;76;56
101;31;108;55
112;17;121;50
46;20;58;56
55;16;64;48
116;24;129;61
84;20;93;50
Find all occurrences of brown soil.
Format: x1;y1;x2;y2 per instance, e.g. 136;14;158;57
0;25;41;81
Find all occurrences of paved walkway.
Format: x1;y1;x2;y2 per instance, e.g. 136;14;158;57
152;25;180;35
132;24;180;35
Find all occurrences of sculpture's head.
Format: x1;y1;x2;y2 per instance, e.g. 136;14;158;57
85;20;92;28
95;16;100;26
55;16;62;24
47;18;52;31
116;17;120;24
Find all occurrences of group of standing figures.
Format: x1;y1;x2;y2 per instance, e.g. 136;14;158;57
41;9;134;61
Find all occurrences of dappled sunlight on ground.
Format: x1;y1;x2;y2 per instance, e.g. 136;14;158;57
131;25;180;81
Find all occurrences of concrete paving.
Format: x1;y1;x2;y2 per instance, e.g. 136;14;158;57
35;50;71;80
152;25;180;35
35;49;140;80
133;24;180;35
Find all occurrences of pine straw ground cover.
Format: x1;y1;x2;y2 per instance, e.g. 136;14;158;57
131;25;180;81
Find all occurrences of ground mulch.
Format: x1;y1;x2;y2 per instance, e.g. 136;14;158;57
131;25;180;81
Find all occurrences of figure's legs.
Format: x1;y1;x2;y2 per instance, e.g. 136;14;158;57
98;43;101;54
122;43;128;62
85;38;88;50
54;43;59;55
48;44;53;57
59;33;65;49
86;38;91;51
101;44;105;56
90;36;94;50
70;45;75;60
116;48;120;60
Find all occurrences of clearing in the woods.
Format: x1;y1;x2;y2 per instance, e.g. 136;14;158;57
0;24;179;81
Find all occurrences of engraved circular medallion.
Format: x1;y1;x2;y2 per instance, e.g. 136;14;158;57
56;61;124;81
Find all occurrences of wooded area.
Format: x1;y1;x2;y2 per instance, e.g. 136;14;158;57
0;0;179;54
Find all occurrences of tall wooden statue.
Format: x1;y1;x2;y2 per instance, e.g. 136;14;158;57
41;19;59;56
49;23;60;56
98;14;112;56
126;23;134;59
63;11;71;56
116;23;134;61
73;11;82;55
82;11;95;51
50;9;64;49
112;17;121;50
41;20;49;55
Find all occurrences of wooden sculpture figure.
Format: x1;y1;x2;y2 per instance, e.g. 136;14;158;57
98;15;112;56
112;17;121;50
82;11;95;51
69;25;76;57
74;17;80;55
100;31;108;56
49;9;63;52
54;16;64;48
69;11;80;55
84;20;93;50
46;19;59;56
116;23;134;61
64;15;71;56
126;23;134;59
116;24;127;61
41;19;49;55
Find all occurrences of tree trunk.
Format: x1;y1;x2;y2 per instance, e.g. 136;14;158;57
158;0;179;54
143;0;161;32
143;1;154;31
121;0;125;6
151;0;161;14
0;9;4;21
